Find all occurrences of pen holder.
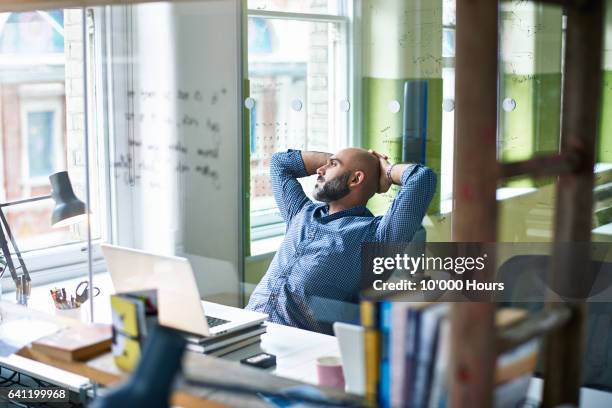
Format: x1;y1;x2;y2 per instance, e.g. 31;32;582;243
54;299;91;322
54;305;83;321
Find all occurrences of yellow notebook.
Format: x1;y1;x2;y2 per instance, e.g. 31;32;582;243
110;294;145;372
111;295;142;338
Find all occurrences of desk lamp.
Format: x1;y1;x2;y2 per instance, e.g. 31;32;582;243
0;171;86;304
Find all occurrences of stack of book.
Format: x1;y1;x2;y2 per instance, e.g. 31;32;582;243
31;324;112;362
362;300;538;408
185;323;266;357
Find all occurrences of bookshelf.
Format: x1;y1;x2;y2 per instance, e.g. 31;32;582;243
451;1;604;408
362;0;604;404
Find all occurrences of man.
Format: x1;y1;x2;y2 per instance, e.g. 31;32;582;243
246;148;436;332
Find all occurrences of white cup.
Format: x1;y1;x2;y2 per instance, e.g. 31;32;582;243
54;306;84;321
316;356;345;390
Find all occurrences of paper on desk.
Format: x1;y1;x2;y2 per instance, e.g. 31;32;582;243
0;319;61;356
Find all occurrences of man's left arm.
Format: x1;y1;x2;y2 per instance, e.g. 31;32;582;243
374;160;437;242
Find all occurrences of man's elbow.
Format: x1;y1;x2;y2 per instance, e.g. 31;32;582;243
269;151;292;178
270;151;285;167
418;166;437;202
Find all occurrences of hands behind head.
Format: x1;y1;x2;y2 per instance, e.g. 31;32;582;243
368;149;392;194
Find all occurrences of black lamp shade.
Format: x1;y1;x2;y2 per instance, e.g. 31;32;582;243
49;171;86;227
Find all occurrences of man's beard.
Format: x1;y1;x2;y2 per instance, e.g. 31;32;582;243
313;171;352;202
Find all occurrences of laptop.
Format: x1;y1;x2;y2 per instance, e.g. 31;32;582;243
101;244;267;338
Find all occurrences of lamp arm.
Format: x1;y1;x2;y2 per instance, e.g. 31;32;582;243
0;211;19;283
0;195;52;208
0;195;52;282
0;206;30;282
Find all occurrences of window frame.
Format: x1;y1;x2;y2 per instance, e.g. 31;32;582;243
246;5;356;250
440;22;456;204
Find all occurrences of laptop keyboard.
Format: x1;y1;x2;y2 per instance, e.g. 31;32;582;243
206;315;230;328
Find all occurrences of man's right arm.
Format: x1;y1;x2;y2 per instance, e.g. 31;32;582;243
270;150;331;223
301;151;332;175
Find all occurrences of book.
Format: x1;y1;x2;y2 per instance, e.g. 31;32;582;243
386;302;435;407
427;318;449;408
378;301;393;408
495;339;539;385
185;324;266;346
390;302;412;407
365;302;532;408
185;326;266;354
494;374;531;408
495;308;528;328
113;332;141;372
110;291;158;372
412;303;448;408
31;324;112;362
195;336;261;357
111;295;144;338
361;299;381;404
403;303;438;408
404;307;420;408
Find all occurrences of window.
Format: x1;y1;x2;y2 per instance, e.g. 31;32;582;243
20;90;64;186
26;111;58;180
0;9;103;284
247;0;352;246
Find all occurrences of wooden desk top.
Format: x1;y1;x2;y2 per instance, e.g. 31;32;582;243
3;301;362;408
18;341;360;408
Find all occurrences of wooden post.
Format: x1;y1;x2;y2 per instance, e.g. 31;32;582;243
543;1;604;406
450;0;499;407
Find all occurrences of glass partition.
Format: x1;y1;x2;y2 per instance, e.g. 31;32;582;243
1;0;609;326
94;1;244;307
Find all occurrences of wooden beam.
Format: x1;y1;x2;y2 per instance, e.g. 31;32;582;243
543;0;604;406
450;0;498;407
499;152;580;180
0;0;161;13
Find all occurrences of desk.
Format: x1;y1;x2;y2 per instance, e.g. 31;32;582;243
21;272;341;385
1;274;357;407
16;337;354;408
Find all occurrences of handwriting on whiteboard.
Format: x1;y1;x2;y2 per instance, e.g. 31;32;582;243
112;87;227;190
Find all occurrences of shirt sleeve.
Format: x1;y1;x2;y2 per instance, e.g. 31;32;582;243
374;164;437;243
270;149;311;224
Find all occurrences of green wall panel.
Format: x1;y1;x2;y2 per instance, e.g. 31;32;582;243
599;70;612;162
533;74;562;154
500;72;561;187
362;77;442;215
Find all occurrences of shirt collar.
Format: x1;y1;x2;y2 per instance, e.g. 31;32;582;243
314;204;374;223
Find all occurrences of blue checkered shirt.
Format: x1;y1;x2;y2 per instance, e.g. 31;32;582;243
246;150;436;332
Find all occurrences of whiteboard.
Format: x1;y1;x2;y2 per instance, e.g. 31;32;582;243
103;0;244;306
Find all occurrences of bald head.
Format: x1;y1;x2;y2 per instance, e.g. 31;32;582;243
334;147;380;199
